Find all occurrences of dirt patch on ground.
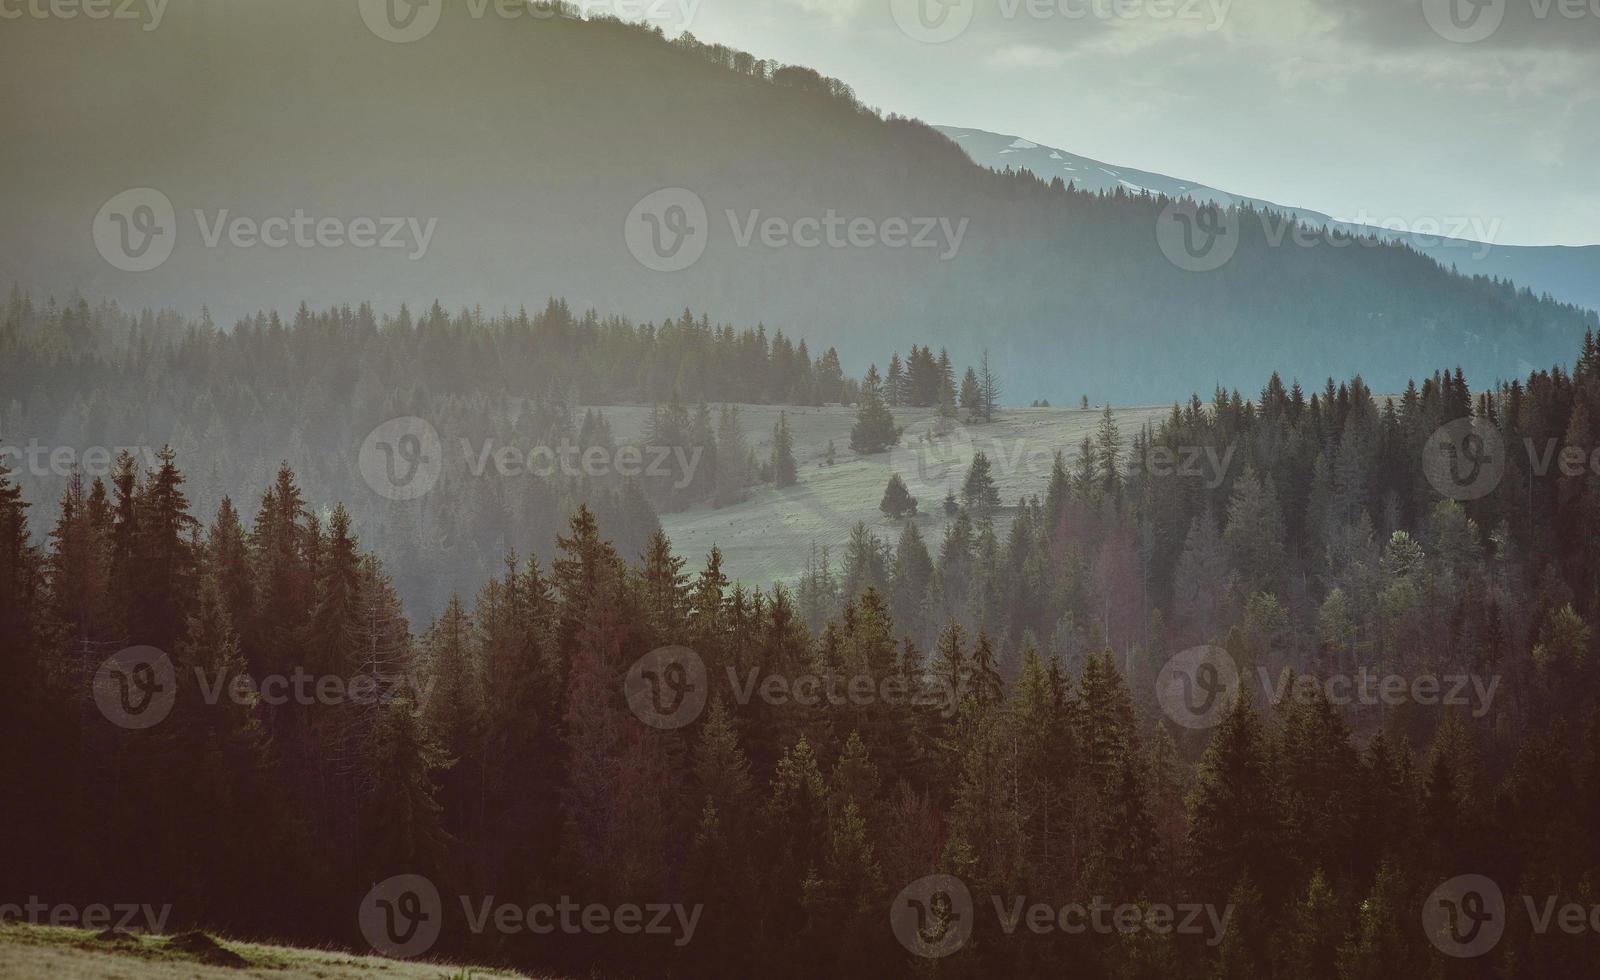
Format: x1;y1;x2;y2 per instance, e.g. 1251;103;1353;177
164;931;248;968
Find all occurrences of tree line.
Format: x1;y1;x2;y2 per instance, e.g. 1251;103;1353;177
6;331;1600;976
1;289;983;619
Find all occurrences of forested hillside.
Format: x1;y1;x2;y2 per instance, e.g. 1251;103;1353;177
2;0;1593;400
6;325;1600;977
1;289;994;617
0;286;857;621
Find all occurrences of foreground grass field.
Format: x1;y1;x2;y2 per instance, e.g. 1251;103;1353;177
609;404;1172;588
0;923;536;980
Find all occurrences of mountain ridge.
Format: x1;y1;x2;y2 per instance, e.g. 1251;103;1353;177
0;2;1592;401
938;124;1600;315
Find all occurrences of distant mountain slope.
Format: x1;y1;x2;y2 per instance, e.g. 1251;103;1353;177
1;1;1593;402
940;125;1600;316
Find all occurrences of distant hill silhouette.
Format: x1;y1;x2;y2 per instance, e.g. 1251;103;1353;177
2;0;1592;401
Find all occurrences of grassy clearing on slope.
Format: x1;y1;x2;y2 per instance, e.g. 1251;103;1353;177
0;922;536;980
604;404;1170;588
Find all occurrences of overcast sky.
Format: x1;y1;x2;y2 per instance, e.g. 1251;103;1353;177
674;0;1598;246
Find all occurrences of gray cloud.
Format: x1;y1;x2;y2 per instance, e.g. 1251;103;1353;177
1311;0;1600;49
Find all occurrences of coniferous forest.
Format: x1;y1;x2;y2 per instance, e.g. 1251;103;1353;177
5;2;1599;977
8;296;1600;976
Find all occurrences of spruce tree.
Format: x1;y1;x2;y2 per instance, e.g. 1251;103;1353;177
879;473;918;519
360;695;452;881
961;452;1001;515
772;412;798;487
850;377;899;455
977;349;1001;424
959;367;981;418
1185;687;1285;904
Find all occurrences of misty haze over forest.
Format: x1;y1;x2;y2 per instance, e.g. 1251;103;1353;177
3;2;1599;978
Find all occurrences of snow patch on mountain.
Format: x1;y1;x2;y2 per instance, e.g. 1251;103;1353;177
932;123;1600;315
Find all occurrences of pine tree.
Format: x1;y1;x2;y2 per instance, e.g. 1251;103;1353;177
850;372;899;455
638;526;690;644
969;630;1003;706
1212;873;1272;979
885;353;904;407
959;367;981;418
208;497;255;657
1223;463;1288;598
1087;742;1158;898
936;348;958;417
961;452;1001;516
45;472;112;644
693;697;755;828
250;463;312;674
132;445;198;649
764;737;832;912
978;349;1001;424
879;473;918;519
310;503;361;677
840;522;888;601
931;619;968;718
1280;869;1345;980
1009;645;1075;889
1095;405;1122;500
889;521;933;646
714;403;751;508
772;411;798;487
1334;863;1418;979
359;695;453;881
562;591;668;894
478;553;561;888
0;451;42;889
420;594;484;851
1186;687;1285;903
1075;649;1137;789
552;504;625;657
